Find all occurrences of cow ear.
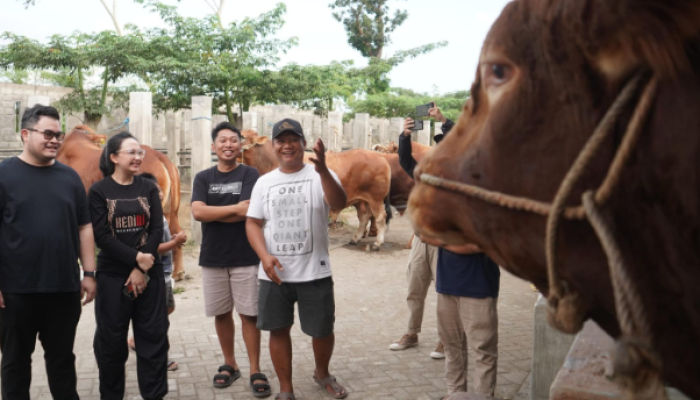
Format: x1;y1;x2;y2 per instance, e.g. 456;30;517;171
570;0;700;79
257;136;269;144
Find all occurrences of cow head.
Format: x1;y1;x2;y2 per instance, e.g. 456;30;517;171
372;142;398;154
65;125;107;148
409;0;700;285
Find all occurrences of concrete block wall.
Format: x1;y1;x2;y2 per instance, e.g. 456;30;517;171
0;83;72;152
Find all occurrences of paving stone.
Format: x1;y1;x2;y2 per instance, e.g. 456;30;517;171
5;215;537;399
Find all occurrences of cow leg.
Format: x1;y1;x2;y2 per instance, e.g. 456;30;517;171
368;202;387;251
350;203;371;245
368;216;378;237
328;209;340;230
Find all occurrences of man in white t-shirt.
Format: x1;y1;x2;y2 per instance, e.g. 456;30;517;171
246;118;348;400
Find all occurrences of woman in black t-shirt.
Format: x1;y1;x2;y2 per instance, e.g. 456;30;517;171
88;131;168;400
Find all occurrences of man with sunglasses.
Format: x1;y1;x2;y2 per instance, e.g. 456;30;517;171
0;105;96;400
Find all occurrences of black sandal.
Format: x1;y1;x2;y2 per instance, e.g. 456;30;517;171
213;364;240;388
250;372;272;398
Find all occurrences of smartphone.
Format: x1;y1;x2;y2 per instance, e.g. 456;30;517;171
123;274;151;300
415;102;435;118
410;120;424;131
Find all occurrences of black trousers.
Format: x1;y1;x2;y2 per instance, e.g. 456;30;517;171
0;291;82;400
94;273;169;400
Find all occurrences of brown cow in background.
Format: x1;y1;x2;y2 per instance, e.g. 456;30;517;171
57;125;186;280
409;0;700;397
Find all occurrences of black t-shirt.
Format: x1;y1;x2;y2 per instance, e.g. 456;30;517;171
192;164;260;267
0;157;90;293
89;176;164;279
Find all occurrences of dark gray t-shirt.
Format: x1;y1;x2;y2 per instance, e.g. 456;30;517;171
191;164;260;267
0;157;90;293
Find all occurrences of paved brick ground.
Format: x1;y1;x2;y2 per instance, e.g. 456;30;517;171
19;215;537;399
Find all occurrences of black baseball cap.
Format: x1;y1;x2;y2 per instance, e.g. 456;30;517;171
272;118;305;141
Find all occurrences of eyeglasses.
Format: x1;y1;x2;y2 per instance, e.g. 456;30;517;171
26;128;65;142
118;149;146;159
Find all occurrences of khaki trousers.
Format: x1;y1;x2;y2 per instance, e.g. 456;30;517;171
406;235;438;334
437;293;498;396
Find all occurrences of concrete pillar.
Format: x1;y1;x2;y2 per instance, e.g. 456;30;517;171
190;96;213;245
353;113;370;150
327;111;343;152
261;113;276;138
311;116;323;146
165;110;181;166
434;122;443;145
27;95;50;108
390;118;404;144
531;294;576;400
417;120;431;146
242;111;258;132
129;92;153;147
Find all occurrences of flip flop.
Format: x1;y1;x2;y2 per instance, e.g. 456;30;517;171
313;375;348;399
213;364;240;388
275;393;296;400
167;359;178;372
250;372;272;398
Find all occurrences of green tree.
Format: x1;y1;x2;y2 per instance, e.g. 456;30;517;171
136;1;298;121
0;30;153;128
329;0;407;59
329;0;447;95
348;88;468;121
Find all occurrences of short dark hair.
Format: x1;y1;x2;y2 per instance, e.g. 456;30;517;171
211;121;241;142
139;172;158;183
21;105;60;130
100;131;138;178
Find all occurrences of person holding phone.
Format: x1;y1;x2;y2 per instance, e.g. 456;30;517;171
89;131;168;400
389;102;455;358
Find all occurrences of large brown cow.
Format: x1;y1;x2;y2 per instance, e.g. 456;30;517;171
57;125;185;280
241;131;392;250
408;0;700;397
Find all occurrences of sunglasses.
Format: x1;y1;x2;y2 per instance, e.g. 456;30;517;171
27;128;65;142
118;149;147;159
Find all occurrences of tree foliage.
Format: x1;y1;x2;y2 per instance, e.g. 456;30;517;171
134;1;298;120
348;88;468;121
0;31;151;127
329;0;407;59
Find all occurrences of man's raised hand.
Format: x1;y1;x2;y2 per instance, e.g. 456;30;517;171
309;138;329;173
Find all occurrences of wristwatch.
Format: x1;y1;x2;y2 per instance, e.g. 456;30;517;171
83;271;96;278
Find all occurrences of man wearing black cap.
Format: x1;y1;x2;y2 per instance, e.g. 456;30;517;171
246;118;348;400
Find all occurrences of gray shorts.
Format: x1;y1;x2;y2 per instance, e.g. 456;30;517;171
257;277;335;338
164;273;175;309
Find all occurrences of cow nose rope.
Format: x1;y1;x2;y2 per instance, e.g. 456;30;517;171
418;73;664;400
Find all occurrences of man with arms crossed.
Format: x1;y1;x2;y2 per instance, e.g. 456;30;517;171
246;119;348;400
191;121;270;397
0;105;96;400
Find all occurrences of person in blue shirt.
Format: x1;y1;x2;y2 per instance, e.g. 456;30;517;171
436;243;500;398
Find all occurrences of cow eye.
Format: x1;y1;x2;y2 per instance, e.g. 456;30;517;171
482;63;513;87
492;65;505;79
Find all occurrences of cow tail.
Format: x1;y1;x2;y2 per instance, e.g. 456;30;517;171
384;189;393;226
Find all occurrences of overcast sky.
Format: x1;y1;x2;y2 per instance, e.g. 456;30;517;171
2;0;512;95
